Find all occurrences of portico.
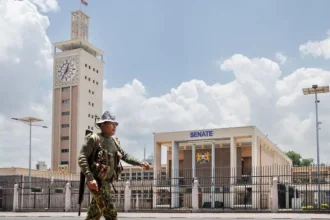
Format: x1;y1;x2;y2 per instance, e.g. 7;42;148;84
153;126;292;209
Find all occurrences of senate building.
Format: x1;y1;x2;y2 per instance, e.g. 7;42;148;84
151;126;292;209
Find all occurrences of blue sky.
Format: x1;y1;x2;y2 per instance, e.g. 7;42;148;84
1;0;330;168
46;0;330;97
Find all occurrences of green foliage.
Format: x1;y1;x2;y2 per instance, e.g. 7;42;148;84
301;204;329;210
286;151;302;166
285;151;314;167
301;158;314;166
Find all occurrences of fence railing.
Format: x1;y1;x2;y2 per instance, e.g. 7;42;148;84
2;165;330;212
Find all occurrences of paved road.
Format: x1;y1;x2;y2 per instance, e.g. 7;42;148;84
0;218;329;220
0;217;326;220
1;212;330;219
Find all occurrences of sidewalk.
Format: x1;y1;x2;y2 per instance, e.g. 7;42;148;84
0;212;330;219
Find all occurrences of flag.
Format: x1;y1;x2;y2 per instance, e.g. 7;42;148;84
81;0;88;6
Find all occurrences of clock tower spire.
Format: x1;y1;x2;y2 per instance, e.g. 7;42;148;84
71;10;89;41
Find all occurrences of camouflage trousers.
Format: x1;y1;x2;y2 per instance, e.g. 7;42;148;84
86;180;117;220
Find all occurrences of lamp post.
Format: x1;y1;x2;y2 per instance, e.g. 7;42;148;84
302;84;329;209
11;117;48;190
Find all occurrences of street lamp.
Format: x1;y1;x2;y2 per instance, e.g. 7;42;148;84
11;117;48;190
302;84;329;209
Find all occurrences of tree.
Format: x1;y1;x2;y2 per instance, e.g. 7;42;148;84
301;158;314;166
286;151;302;166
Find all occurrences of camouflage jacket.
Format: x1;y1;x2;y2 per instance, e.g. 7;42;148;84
78;133;142;182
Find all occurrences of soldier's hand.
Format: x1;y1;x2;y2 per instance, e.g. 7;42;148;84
87;180;99;192
141;162;150;170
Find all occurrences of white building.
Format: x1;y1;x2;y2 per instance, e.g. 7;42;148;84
35;161;47;171
152;126;292;209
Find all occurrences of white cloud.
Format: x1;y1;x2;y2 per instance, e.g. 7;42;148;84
275;52;287;64
299;30;330;59
29;0;60;13
0;0;55;168
1;0;330;170
104;55;330;164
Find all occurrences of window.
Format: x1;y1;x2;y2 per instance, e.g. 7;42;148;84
92;91;94;95
61;124;69;128
31;187;42;193
61;161;69;165
91;115;94;119
88;77;90;81
96;82;98;85
88;114;91;117
89;65;91;69
91;127;94;130
85;64;87;67
85;76;87;79
93;68;95;71
96;70;98;73
88;126;90;129
62;111;70;116
61;136;69;140
61;149;69;153
92;103;94;106
93;80;95;83
89;89;91;93
62;99;70;104
62;87;70;92
88;101;91;105
54;188;64;194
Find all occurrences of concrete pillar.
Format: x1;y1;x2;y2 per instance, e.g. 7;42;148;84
211;141;215;209
230;137;237;183
271;177;278;213
171;141;180;208
13;184;19;212
65;182;71;212
251;131;259;209
230;137;237;208
136;193;139;210
192;179;199;212
153;142;162;180
152;185;157;209
124;181;131;212
192;144;196;179
20;178;24;209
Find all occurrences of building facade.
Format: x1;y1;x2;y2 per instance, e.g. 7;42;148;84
153;126;292;209
51;10;104;174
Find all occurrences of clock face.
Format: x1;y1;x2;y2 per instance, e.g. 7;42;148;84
57;59;77;82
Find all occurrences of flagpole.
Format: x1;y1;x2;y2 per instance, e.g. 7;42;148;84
79;0;82;11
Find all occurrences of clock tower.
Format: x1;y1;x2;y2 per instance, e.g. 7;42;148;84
51;10;104;174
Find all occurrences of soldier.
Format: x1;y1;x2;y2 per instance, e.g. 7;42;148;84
78;111;150;220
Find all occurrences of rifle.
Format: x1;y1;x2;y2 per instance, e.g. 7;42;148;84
78;172;85;216
77;129;93;216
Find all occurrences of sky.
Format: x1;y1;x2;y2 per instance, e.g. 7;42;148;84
0;0;330;169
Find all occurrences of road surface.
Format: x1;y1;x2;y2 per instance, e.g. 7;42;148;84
1;212;330;219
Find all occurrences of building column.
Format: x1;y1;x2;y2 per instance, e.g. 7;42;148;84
171;141;180;208
153;142;161;209
230;137;237;208
153;142;162;180
230;137;237;183
251;131;259;209
211;141;215;208
192;144;196;179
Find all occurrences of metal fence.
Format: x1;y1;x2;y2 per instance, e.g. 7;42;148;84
278;165;330;212
2;165;330;213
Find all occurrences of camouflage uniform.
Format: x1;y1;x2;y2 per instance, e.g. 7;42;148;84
78;132;142;220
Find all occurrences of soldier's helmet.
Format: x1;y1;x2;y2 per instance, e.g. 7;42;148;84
95;111;119;126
